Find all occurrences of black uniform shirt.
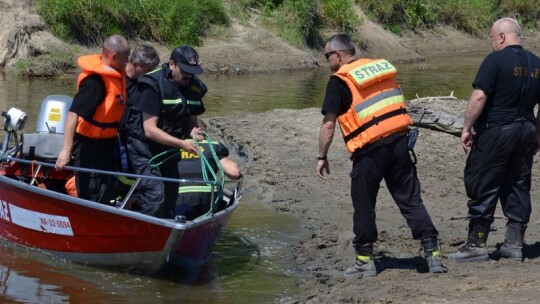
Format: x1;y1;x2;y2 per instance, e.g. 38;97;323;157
125;75;139;107
69;74;106;120
178;142;229;179
473;45;540;125
321;76;352;116
134;83;162;117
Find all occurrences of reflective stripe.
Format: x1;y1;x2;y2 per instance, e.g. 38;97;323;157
355;89;404;121
187;100;202;106
178;185;217;193
163;98;183;105
356;255;372;262
117;175;134;186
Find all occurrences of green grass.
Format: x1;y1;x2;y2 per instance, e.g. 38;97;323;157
36;0;539;49
357;0;538;36
36;0;229;46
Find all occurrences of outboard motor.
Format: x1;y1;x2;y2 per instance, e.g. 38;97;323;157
35;95;73;134
22;95;73;160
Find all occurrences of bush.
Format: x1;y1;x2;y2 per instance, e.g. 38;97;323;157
356;0;540;36
258;0;324;48
320;0;362;32
498;0;540;30
36;0;229;46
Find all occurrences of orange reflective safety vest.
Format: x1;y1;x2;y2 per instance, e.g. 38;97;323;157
75;54;126;139
333;58;412;153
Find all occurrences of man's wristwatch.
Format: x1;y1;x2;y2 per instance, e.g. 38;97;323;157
317;155;327;160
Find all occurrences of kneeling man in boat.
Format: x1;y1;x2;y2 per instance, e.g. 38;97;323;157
176;121;241;220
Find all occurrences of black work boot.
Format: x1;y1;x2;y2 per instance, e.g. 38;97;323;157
344;243;376;278
448;221;490;262
421;237;448;273
498;222;526;262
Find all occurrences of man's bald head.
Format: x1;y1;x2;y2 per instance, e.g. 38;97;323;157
102;35;130;73
493;18;521;38
490;17;521;51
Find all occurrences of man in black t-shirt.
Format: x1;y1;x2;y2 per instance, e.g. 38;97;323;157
449;18;540;263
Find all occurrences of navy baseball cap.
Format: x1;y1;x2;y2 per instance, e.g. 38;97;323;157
170;46;203;75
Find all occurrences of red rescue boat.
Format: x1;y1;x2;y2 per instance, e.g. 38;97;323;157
0;97;242;275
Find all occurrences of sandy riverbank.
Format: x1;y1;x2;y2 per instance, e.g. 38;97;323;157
207;107;540;303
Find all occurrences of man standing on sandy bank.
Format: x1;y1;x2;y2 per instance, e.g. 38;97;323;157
449;18;540;263
316;33;447;277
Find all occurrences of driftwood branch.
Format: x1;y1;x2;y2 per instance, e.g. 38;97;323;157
407;95;466;136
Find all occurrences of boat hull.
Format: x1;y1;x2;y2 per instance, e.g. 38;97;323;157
0;173;239;275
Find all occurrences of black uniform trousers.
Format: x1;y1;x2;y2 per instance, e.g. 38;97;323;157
351;135;438;248
73;134;118;203
464;119;536;224
127;137;179;219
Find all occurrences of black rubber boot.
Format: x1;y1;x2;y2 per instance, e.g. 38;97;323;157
421;237;448;273
345;243;376;278
448;221;490;262
499;222;526;262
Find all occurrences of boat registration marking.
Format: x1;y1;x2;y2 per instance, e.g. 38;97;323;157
8;204;74;236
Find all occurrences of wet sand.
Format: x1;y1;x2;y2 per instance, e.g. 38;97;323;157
207;107;540;303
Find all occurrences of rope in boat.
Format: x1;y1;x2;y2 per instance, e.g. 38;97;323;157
147;132;225;216
197;132;225;215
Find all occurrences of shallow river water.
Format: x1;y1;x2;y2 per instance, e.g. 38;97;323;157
0;52;485;303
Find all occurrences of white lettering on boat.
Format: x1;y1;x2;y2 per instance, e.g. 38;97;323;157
0;200;10;221
8;204;74;236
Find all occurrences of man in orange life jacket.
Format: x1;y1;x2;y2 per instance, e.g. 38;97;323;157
55;35;130;203
316;33;447;277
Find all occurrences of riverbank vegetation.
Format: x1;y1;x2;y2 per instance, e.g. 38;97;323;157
36;0;229;46
37;0;540;49
359;0;540;36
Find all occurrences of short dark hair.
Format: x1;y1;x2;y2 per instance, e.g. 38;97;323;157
129;44;160;69
326;33;356;56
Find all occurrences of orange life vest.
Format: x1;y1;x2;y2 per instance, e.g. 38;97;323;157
333;58;412;153
75;54;126;139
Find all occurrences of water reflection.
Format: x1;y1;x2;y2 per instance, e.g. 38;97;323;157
0;52;486;121
0;198;305;303
0;245;122;303
395;52;484;99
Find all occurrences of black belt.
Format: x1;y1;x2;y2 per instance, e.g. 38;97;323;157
477;118;531;129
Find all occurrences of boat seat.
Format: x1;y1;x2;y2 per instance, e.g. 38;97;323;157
21;133;64;161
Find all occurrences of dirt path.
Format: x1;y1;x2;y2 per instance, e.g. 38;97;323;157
207;107;540;303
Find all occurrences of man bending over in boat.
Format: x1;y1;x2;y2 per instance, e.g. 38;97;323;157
176;120;241;220
55;35;130;203
122;46;206;218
